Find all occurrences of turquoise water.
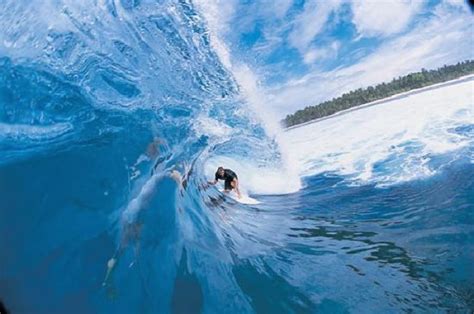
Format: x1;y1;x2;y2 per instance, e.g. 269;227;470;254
0;1;473;313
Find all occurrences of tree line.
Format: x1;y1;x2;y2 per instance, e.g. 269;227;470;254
283;60;474;127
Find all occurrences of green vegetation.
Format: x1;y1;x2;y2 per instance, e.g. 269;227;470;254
284;60;474;127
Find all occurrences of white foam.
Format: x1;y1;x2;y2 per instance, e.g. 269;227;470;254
282;78;474;186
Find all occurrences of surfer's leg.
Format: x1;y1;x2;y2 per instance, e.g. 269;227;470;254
231;178;241;198
224;180;232;192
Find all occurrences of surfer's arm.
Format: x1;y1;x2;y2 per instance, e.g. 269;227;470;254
209;173;219;185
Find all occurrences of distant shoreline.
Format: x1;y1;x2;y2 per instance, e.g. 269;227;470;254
285;74;474;131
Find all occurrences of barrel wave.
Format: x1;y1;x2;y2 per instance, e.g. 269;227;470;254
1;1;473;313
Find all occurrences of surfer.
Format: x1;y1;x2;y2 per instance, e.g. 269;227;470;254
209;166;242;198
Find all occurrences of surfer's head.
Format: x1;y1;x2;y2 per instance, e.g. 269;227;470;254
217;166;224;176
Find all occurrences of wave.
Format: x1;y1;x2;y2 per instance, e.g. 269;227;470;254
1;1;473;313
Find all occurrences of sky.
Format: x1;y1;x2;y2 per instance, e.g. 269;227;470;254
195;0;474;118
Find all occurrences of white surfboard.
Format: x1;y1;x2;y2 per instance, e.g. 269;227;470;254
218;188;260;204
231;193;260;205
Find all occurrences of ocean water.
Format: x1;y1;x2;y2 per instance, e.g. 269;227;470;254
1;1;473;313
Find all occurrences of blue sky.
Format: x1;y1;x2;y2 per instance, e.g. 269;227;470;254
195;0;473;117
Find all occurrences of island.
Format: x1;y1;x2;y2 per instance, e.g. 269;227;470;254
283;60;474;128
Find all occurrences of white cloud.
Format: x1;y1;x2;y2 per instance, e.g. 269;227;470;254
351;0;425;37
303;41;340;64
267;3;474;116
303;48;326;63
267;0;293;19
288;0;342;53
248;1;294;53
444;0;470;11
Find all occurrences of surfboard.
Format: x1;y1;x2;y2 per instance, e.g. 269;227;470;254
219;188;260;204
231;193;260;204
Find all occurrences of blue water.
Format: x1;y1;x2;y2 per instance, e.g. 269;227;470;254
1;1;473;313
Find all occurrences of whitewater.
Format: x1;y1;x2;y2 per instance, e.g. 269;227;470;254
0;1;473;313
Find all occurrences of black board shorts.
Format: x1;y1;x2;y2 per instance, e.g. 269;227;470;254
224;179;233;190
